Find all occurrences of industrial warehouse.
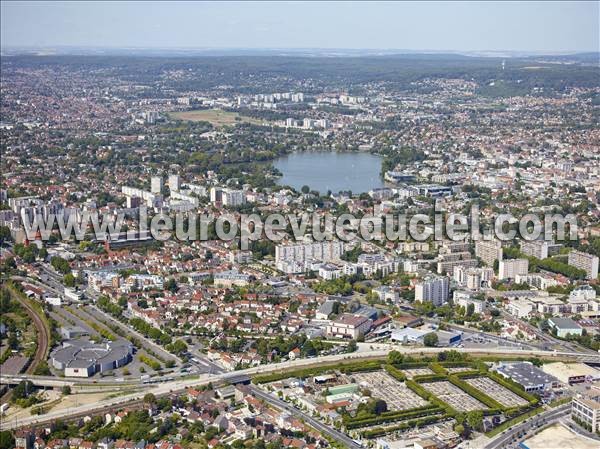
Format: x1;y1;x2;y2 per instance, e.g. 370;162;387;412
50;339;134;377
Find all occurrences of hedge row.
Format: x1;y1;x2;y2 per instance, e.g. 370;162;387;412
253;359;384;384
438;361;478;369
390;362;429;370
428;362;447;375
344;405;442;429
412;374;447;383
449;369;481;377
340;360;383;373
361;414;448;438
383;364;406;382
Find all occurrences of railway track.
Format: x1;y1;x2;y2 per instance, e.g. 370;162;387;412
12;288;50;375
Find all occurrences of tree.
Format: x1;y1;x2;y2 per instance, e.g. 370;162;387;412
33;361;51;375
370;399;388;415
165;360;176;368
2;257;16;272
164;278;178;292
143;393;157;404
347;339;358;353
466;410;483;431
12;380;34;400
0;226;11;244
167;339;188;356
64;273;76;287
51;256;71;274
301;185;310;194
61;385;71;395
423;332;439;347
0;431;14;449
388;350;404;365
466;303;475;317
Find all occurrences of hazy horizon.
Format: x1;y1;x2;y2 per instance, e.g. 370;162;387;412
2;1;598;53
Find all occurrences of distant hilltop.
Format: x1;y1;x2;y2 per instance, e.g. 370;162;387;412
1;46;599;61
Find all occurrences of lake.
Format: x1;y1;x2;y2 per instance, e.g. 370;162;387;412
274;151;384;194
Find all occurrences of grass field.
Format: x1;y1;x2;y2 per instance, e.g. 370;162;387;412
169;109;264;127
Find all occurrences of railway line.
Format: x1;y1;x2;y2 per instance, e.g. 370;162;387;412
0;286;51;404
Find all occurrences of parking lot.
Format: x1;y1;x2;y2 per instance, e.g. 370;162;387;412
464;376;528;408
352;371;429;411
400;367;433;379
421;380;489;412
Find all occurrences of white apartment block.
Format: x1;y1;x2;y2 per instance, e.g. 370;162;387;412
122;185;154;202
437;256;478;274
572;394;600;432
415;276;449;307
318;264;343;280
475;240;503;267
568;250;599;280
150;176;163;194
499;258;529;280
275;241;345;270
520;240;549;259
186;184;208;197
570;285;597;302
210;187;246;207
514;273;559;290
170;190;199;207
168;174;180;192
453;290;485;314
453;266;494;288
326;314;372;339
506;299;534;318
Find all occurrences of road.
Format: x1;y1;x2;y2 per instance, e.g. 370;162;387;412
186;354;362;449
2;346;598;431
250;386;361;449
499;310;597;355
87;304;181;365
6;269;599;448
484;404;571;449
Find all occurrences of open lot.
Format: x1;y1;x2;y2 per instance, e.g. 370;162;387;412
464;376;528;408
421;381;489;412
351;371;429;411
169;109;264;127
522;424;594;449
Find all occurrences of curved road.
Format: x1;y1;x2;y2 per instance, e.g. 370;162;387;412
484;404;571;449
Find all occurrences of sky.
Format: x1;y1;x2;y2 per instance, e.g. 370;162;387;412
1;1;598;53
